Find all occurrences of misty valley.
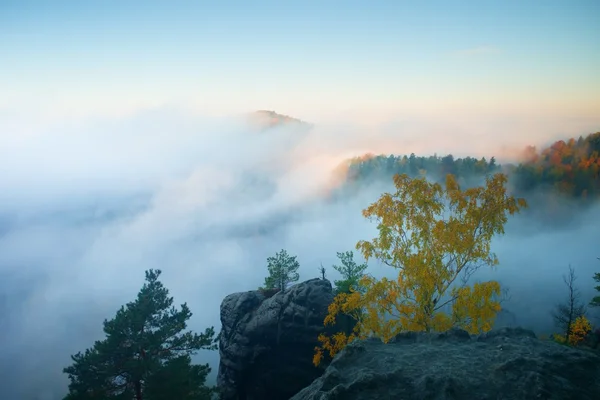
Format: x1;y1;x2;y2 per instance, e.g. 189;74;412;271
1;118;599;399
4;1;600;398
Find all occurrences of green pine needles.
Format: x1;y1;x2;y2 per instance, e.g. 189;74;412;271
62;269;218;400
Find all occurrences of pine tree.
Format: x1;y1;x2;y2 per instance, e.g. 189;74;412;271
331;251;368;295
62;269;217;400
263;249;300;292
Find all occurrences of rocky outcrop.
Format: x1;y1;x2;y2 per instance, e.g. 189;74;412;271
492;308;518;329
291;327;600;400
216;278;336;400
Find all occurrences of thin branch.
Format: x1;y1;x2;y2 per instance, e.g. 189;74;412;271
434;294;460;312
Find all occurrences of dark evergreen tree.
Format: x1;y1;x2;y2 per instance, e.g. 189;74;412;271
62;269;217;400
331;251;368;295
263;249;300;292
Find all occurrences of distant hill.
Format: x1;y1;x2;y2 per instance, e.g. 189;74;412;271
244;111;599;201
247;110;313;132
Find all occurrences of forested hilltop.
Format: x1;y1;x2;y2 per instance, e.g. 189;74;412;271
339;132;600;201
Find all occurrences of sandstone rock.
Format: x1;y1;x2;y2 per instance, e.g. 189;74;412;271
216;278;335;400
291;327;600;400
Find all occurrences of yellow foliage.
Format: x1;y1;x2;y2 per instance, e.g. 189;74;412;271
312;330;360;367
451;281;502;334
552;333;567;344
568;315;592;346
314;173;527;365
551;316;592;346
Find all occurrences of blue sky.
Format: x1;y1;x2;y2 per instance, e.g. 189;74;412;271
1;0;599;121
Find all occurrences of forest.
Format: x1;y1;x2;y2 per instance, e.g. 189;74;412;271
338;132;600;201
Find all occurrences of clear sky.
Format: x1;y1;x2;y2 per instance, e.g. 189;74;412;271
1;0;599;122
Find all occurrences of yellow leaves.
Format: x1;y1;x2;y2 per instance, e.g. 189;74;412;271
312;347;323;367
324;293;352;326
314;173;526;365
552;333;567;344
551;315;592;347
431;311;453;332
313;330;358;366
451;281;501;334
569;315;592;346
445;173;459;192
356;239;374;262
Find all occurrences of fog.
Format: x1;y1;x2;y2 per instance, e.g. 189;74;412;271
0;107;598;399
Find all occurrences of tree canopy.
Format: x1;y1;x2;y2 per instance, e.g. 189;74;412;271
331;251;368;295
314;172;527;366
263;249;300;292
62;269;217;400
339;132;600;201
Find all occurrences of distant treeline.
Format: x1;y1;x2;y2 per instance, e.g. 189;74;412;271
341;132;600;200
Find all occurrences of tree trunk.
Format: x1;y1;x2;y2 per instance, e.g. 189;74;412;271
135;380;143;400
566;277;575;344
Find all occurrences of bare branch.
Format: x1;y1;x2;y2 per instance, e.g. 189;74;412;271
551;265;587;342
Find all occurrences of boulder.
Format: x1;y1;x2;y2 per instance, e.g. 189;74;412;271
216;278;335;400
291;327;600;400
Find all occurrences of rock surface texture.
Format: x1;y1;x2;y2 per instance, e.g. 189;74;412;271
291;327;600;400
217;278;335;400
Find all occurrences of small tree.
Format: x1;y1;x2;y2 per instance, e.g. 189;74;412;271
314;173;526;365
568;315;592;346
319;263;327;280
263;249;300;292
62;269;217;400
331;251;368;295
551;265;587;345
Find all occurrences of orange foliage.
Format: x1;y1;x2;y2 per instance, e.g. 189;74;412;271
569;315;592;346
552;316;592;346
